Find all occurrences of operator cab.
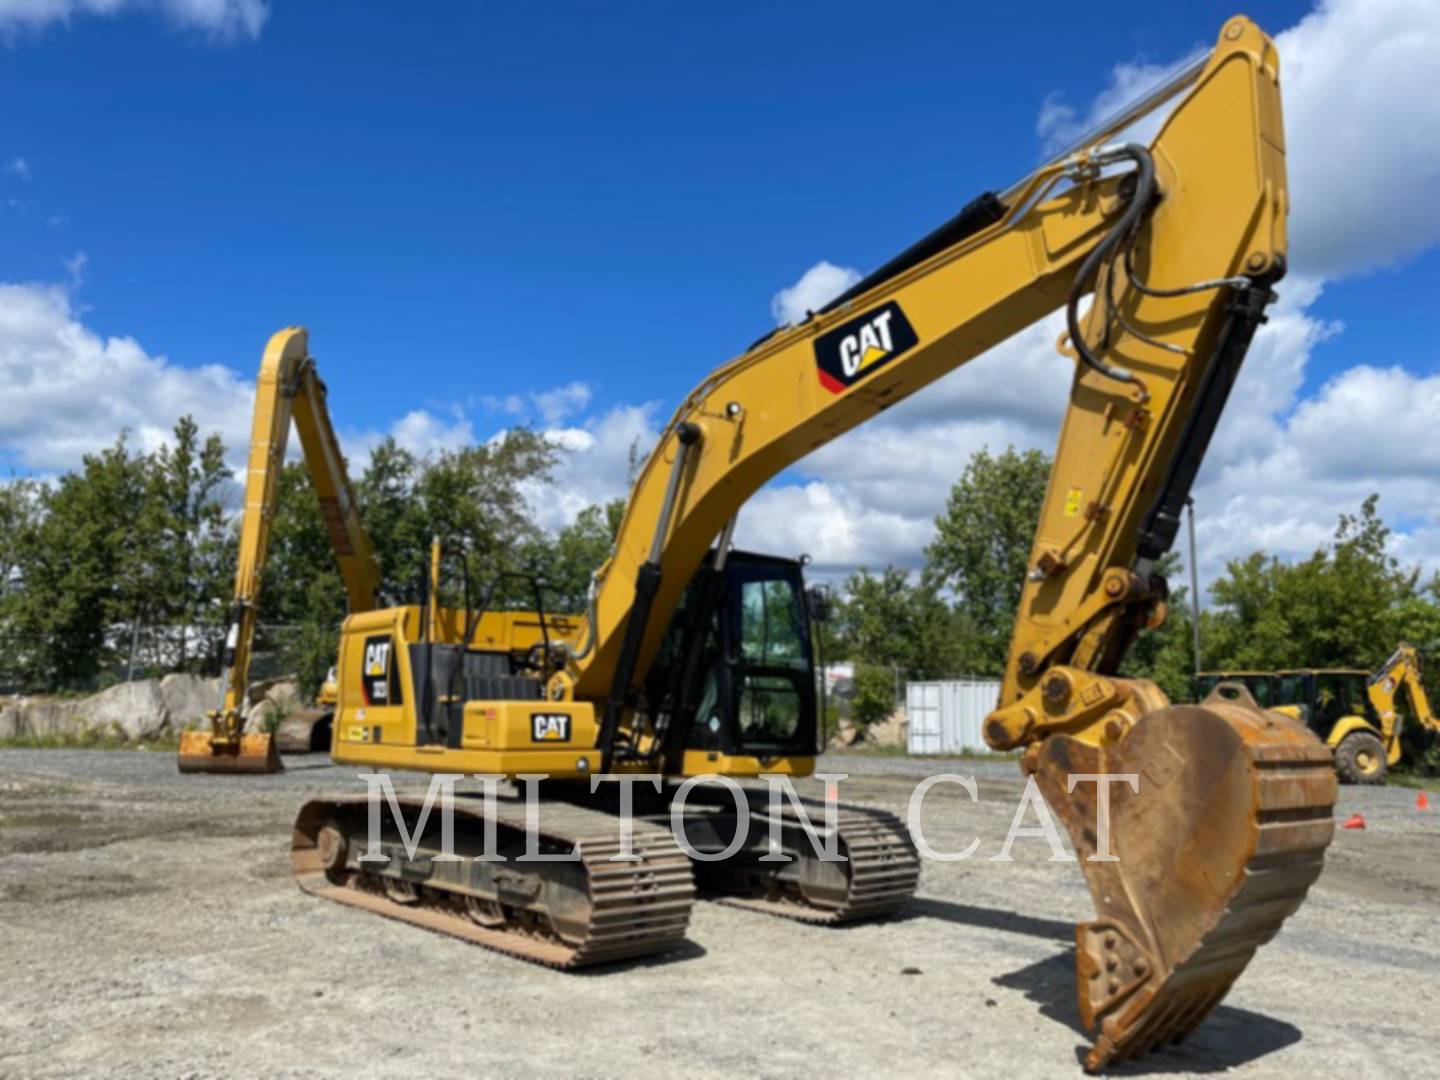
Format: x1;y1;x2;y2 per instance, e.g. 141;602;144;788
1273;668;1371;737
1195;671;1277;708
646;550;819;765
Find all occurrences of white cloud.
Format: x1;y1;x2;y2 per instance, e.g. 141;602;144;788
0;0;269;40
382;410;475;458
0;272;647;545
480;392;525;416
5;156;30;181
531;382;592;426
62;250;87;287
740;271;1428;590
759;315;1069;528
1277;0;1440;279
770;261;861;326
736;482;933;574
478;382;595;426
1035;53;1203;155
0;281;253;471
529;403;660;531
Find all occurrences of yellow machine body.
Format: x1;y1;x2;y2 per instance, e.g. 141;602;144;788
325;601;802;779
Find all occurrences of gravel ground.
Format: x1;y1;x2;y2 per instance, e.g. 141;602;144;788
1;748;1437;1079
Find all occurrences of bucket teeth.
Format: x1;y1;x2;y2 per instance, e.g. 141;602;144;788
1031;698;1336;1071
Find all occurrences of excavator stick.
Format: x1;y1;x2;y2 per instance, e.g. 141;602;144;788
177;728;282;775
1028;687;1336;1071
175;327;377;777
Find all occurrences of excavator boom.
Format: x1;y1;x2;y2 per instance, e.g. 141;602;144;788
178;328;381;774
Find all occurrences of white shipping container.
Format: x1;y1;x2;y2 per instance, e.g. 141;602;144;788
906;679;1001;755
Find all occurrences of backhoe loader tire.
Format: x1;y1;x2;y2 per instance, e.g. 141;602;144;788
1334;731;1386;785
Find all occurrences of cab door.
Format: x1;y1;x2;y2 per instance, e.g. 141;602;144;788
724;557;817;757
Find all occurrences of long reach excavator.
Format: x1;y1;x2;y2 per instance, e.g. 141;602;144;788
182;17;1336;1070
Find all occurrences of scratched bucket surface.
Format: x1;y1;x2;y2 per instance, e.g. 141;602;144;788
1032;692;1336;1070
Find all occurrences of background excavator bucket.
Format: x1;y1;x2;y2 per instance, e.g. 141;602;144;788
274;706;334;754
177;728;282;774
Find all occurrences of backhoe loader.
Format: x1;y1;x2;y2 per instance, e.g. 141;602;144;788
1204;644;1440;783
188;17;1337;1070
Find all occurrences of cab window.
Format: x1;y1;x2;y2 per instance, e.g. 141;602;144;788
738;578;807;669
1275;674;1305;705
738;674;802;741
1243;677;1272;707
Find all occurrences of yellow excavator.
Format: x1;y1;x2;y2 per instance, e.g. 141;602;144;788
185;17;1337;1070
177;335;383;774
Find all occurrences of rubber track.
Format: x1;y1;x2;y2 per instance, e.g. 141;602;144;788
292;795;695;969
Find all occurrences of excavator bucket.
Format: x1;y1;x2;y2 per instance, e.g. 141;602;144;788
177;728;283;774
274;706;334;754
1029;687;1336;1071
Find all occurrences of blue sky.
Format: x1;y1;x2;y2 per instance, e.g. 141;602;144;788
3;0;1440;586
2;0;1329;417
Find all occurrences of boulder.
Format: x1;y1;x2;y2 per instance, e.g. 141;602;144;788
160;673;221;729
244;677;303;731
10;679;170;741
72;679;171;740
0;674;304;744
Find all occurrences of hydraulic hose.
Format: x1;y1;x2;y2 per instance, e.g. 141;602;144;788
1065;143;1157;401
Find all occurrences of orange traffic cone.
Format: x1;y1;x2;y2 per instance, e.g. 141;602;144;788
1342;812;1366;830
1418;791;1430;811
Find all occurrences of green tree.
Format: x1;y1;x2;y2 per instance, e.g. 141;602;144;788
849;664;897;743
255;460;348;695
0;477;40;592
830;567;964;680
1199;496;1440;690
7;435;151;688
0;478;42;686
924;446;1051;675
529;499;624;613
261;429;561;694
354;438;425;601
146;417;232;672
403;429;559;607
